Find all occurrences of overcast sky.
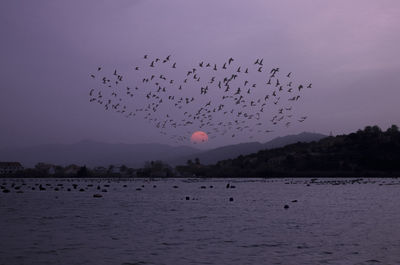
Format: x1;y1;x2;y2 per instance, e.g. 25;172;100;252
1;0;399;149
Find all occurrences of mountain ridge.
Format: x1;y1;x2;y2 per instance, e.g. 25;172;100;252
0;132;327;168
178;125;400;178
174;132;327;165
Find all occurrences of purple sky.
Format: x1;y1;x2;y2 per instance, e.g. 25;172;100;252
1;0;400;149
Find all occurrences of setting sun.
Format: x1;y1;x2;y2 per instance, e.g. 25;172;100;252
190;131;209;144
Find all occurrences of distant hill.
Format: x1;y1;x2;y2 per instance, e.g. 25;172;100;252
0;132;326;168
262;132;327;149
176;125;400;178
174;132;326;165
0;140;199;168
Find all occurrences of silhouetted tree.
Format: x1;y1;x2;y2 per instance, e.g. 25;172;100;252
387;124;399;134
77;166;88;177
120;165;128;172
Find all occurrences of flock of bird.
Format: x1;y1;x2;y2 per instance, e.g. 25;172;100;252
89;55;311;143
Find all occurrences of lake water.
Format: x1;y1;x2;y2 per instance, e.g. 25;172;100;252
1;178;400;265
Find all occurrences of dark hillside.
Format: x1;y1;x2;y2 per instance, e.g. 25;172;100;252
177;125;400;178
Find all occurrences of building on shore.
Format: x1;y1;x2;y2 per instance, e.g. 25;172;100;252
0;162;24;175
